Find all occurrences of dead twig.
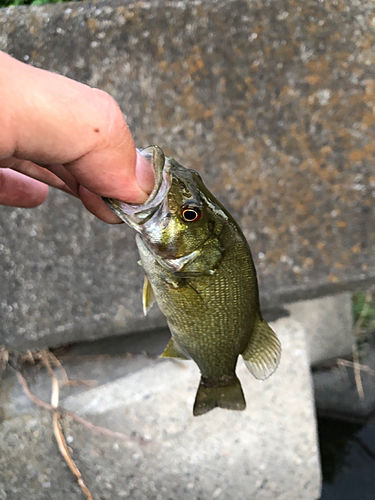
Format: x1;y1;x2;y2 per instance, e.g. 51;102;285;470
352;290;373;401
9;347;153;498
0;346;9;377
352;346;365;400
5;347;155;499
43;349;70;385
50;370;94;500
40;349;56;378
15;370;147;444
337;358;375;376
64;379;98;388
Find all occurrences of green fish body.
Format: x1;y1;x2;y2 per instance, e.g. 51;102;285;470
104;146;281;416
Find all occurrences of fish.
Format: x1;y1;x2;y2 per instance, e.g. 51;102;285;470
103;146;281;416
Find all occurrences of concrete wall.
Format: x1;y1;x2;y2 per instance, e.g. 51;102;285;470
1;0;375;349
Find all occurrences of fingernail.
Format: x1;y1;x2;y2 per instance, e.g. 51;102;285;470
135;151;155;195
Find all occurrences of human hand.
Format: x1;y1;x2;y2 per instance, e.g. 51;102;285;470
0;52;154;223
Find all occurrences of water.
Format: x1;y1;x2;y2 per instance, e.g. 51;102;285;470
318;416;375;500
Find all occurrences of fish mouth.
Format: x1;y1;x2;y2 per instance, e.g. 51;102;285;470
102;146;171;229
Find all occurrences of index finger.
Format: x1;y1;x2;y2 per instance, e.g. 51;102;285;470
1;52;154;209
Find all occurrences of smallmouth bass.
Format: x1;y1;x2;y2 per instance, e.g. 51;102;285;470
104;146;281;416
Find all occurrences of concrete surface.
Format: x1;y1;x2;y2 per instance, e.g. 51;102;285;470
287;292;354;366
1;0;375;349
0;317;322;499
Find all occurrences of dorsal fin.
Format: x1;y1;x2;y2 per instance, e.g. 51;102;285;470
241;318;281;380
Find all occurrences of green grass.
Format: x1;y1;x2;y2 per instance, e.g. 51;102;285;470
352;287;375;355
353;289;375;333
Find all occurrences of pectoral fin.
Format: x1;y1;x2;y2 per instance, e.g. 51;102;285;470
161;338;190;360
242;317;281;380
142;275;155;316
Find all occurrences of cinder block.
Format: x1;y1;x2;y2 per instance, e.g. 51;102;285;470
286;293;354;365
0;317;322;499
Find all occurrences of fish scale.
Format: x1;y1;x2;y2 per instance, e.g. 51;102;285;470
104;146;281;416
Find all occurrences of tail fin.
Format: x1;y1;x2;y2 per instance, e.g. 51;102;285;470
193;376;246;416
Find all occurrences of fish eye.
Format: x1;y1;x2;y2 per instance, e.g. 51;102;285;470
181;205;202;222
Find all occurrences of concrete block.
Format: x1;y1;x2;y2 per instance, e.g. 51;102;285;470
286;293;354;365
1;0;375;350
0;317;322;499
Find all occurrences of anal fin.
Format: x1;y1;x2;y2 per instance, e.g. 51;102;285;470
241;317;281;380
161;338;190;360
